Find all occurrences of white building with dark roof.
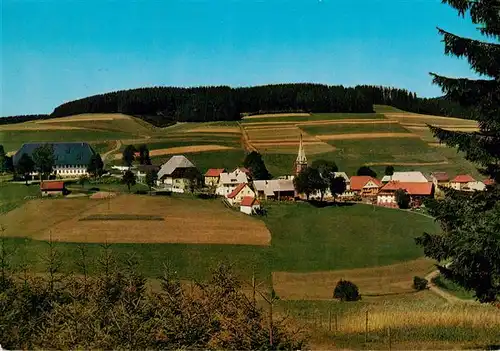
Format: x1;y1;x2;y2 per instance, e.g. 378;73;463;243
13;142;95;178
157;155;200;193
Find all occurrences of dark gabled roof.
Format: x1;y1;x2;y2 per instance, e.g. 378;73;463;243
136;164;161;172
13;142;95;166
431;172;450;182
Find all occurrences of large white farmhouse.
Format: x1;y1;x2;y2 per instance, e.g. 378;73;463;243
13;142;95;178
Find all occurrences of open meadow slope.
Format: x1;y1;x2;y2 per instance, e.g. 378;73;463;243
1;194;271;246
239;108;481;177
1;107;481;177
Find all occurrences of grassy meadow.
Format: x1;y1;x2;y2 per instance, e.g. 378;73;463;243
264;202;439;272
1;108;496;349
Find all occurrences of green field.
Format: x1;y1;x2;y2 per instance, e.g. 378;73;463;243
241;113;385;124
300;122;411;135
124;136;241;151
373;104;406;113
0;195;438;280
90;141;115;154
264;202;439;272
0;183;40;214
432;275;476;300
3;237;271;281
0;129;135;152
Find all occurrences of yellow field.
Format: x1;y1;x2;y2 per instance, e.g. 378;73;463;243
384;112;479;127
273;258;436;300
1;195;271;246
186;126;241;134
242;113;310;119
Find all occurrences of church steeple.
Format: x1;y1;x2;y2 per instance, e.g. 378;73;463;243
294;133;307;175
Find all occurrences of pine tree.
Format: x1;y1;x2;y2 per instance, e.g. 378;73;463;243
122;145;137;168
138;144;151;165
416;0;500;304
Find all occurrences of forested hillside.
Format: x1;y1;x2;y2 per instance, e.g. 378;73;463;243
1;84;473;126
0;114;50;125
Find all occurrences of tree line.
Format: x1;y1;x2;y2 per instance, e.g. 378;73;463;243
0;114;50;125
2;84;473;126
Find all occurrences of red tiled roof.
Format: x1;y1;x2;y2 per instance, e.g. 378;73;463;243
431;172;449;182
380;181;433;195
484;178;495;186
40;181;65;191
350;176;381;190
451;174;475;183
205;168;225;177
240;196;260;207
227;183;248;199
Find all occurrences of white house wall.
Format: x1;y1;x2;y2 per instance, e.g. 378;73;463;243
377;194;396;205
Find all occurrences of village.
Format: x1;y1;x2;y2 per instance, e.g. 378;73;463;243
13;135;496;217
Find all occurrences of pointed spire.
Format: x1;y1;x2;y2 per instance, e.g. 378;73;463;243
296;133;307;164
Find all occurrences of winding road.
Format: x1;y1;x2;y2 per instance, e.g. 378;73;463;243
102;140;122;163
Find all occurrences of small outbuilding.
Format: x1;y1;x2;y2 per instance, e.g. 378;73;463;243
40;181;67;197
240;196;261;215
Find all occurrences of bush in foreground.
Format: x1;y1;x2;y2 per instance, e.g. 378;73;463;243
333;279;361;301
0;246;306;350
413;276;429;291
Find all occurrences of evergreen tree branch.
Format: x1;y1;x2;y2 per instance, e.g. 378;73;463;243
429;73;497;108
442;0;500;38
437;27;500;78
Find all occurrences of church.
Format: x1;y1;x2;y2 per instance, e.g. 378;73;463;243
294;133;308;175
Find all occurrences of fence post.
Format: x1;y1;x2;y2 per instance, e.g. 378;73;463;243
328;309;332;332
388;326;391;351
365;309;369;343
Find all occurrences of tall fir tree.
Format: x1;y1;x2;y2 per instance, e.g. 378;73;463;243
416;0;500;304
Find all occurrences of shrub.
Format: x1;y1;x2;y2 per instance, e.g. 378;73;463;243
333;279;361;301
413;276;429;291
395;188;411;209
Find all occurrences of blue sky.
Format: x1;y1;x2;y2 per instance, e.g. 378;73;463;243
1;0;480;116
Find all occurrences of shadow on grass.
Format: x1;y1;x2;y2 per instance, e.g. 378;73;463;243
307;200;356;208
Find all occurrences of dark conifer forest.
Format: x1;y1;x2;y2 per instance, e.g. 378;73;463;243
1;84;473;126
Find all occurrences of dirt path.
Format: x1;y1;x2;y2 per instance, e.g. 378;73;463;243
239;123;257;152
102;140;122;162
424;270;479;305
